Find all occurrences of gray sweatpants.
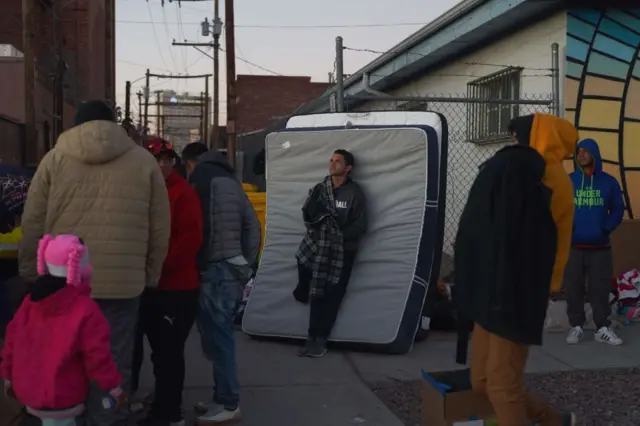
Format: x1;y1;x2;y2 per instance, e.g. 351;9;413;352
563;247;613;329
85;298;139;426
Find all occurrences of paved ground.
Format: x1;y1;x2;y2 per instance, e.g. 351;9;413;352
133;324;640;425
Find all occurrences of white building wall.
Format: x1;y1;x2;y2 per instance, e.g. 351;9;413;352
355;12;567;254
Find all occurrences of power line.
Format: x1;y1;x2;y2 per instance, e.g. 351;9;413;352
161;3;179;71
146;2;170;70
116;20;430;29
343;46;553;72
179;42;283;76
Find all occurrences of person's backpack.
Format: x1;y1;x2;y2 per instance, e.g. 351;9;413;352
453;145;557;363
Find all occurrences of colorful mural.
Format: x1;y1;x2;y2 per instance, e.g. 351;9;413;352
565;9;640;217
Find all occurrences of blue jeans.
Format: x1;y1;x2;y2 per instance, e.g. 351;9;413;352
197;262;243;409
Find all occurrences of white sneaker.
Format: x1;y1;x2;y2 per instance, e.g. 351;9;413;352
566;326;584;344
197;404;241;424
595;326;623;346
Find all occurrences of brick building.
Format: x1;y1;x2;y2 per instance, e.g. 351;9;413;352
236;75;329;135
235;74;330;189
0;0;115;163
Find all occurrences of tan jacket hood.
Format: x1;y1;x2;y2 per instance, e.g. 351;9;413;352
56;120;135;165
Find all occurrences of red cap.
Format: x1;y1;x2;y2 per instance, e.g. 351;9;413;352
146;137;177;158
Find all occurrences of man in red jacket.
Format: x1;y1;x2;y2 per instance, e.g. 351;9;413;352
133;138;203;426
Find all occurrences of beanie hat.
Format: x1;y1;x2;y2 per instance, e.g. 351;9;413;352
37;234;92;286
74;100;115;126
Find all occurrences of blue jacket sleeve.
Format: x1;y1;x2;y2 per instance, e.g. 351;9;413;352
605;178;625;233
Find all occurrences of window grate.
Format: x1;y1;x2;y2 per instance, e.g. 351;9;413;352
466;67;522;144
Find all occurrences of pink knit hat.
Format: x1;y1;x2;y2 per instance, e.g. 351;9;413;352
37;234;92;286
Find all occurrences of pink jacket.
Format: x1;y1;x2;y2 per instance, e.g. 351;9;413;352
0;283;121;410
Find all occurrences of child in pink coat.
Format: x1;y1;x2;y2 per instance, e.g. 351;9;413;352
1;234;124;426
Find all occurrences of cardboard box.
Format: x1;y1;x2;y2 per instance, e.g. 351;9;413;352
421;369;497;426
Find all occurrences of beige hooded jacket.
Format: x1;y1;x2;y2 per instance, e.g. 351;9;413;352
19;121;171;299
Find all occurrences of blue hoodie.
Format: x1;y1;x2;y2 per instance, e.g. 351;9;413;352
569;138;624;246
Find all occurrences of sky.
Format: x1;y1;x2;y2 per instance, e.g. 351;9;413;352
115;0;463;122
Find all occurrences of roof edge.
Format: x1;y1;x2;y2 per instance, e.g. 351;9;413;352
297;0;489;113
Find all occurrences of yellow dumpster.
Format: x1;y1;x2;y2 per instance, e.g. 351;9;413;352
246;192;266;252
242;183;258;193
0;227;21;259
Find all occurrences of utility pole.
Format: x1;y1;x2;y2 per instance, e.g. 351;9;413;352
204;77;210;147
136;90;143;130
335;36;345;113
155;91;161;136
200;91;205;138
124;81;132;122
22;0;36;166
212;0;221;150
225;0;237;168
143;69;150;134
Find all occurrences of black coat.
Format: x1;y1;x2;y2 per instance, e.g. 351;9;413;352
454;145;557;346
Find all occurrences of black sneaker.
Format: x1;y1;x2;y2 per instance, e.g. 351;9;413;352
562;412;577;426
297;338;314;356
305;337;327;358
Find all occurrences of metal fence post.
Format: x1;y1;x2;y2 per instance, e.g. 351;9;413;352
335;36;345;112
551;43;561;117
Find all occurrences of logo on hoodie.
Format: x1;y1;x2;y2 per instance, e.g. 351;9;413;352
575;188;604;208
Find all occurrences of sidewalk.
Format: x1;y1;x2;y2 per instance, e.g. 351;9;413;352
136;325;640;425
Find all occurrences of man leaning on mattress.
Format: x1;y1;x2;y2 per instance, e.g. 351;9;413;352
293;149;368;358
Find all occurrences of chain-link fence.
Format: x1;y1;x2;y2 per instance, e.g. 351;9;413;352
345;93;554;255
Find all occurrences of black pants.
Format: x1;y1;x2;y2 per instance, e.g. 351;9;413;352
298;251;356;339
563;247;613;329
131;289;199;419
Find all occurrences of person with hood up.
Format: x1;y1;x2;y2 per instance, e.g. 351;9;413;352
564;138;624;346
181;143;261;424
2;234;125;426
19;100;171;426
455;113;578;426
131;138;203;426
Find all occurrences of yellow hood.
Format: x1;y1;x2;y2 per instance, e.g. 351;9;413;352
529;113;578;164
55;120;135;165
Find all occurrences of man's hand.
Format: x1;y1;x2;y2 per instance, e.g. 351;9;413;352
114;392;128;410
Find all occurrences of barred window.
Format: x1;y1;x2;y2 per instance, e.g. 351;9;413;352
467;67;522;144
396;101;429;111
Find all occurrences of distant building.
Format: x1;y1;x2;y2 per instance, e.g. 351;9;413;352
156;90;204;154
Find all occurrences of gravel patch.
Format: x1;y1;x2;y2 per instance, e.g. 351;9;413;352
371;368;640;426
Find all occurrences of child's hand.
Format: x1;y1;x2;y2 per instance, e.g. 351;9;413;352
3;380;15;400
107;387;127;410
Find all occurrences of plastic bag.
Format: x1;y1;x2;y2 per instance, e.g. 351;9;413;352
544;300;596;331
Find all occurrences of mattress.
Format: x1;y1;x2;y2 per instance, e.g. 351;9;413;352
242;111;448;354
